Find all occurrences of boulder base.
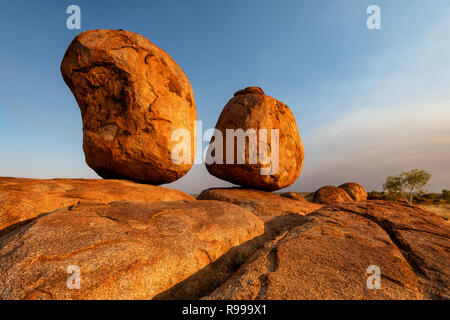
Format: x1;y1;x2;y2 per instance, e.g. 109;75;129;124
280;192;308;202
198;188;322;244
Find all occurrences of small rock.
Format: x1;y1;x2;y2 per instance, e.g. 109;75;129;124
339;182;367;201
313;185;353;204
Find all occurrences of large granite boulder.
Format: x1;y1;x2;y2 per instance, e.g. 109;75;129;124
0;200;263;300
61;29;197;184
205;87;304;191
203;201;449;300
0;177;194;234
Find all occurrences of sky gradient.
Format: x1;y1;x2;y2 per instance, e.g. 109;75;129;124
1;0;449;193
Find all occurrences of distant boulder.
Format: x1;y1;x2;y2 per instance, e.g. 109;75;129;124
313;185;353;204
339;182;368;201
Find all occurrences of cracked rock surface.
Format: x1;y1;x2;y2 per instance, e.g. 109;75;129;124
0;200;263;300
198;188;322;217
336;200;450;299
203;201;449;300
0;177;195;235
61;29;197;184
198;188;322;241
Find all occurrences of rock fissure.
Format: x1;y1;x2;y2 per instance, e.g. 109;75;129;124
348;211;430;278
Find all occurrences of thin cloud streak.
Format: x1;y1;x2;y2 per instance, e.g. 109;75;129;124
289;17;450;193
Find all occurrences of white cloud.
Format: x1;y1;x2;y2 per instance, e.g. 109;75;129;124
289;17;450;192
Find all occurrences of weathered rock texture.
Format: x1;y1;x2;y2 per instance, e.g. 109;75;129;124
313;185;353;204
336;201;450;299
0;177;194;234
339;182;367;202
204;201;449;300
280;192;307;202
198;188;322;242
198;188;321;217
205;87;304;191
0;200;263;300
61;29;196;184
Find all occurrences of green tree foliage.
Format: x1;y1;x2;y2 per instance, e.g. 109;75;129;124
383;175;403;200
383;169;431;204
443;189;450;202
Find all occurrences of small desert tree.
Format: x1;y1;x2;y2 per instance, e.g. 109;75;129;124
383;175;403;200
383;169;431;204
401;169;431;204
443;189;450;202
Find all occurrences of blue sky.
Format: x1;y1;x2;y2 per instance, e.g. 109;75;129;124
1;0;449;193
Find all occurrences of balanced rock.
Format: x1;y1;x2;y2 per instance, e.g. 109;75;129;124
204;201;450;300
313;185;353;204
205;87;304;191
0;177;194;234
339;182;367;201
0;200;263;300
61;29;196;184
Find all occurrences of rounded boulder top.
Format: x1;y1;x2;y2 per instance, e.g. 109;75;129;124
313;185;353;204
234;86;265;96
339;182;368;202
61;29;197;185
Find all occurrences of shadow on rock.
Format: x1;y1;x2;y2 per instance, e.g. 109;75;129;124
153;214;307;300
